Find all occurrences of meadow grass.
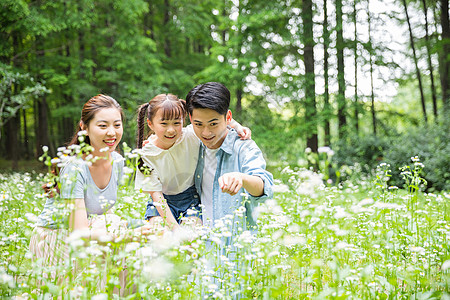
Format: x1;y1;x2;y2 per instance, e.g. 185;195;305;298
0;155;448;299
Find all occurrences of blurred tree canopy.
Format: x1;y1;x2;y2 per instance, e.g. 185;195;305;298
0;0;449;175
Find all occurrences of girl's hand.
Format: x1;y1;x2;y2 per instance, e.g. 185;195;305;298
218;172;244;196
229;119;252;140
237;126;252;140
138;223;155;236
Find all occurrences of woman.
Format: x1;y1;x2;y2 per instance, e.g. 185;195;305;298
29;94;153;292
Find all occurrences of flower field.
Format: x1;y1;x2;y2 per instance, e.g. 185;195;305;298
0;156;449;299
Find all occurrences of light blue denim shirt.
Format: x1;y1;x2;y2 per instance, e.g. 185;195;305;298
194;129;274;230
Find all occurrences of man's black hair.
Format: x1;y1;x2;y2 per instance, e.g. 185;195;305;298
186;82;230;115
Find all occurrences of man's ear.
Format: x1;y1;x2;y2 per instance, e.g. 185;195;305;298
189;114;193;123
226;110;232;124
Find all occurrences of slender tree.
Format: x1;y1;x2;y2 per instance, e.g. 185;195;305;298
421;0;438;120
440;0;450;112
367;0;377;135
353;0;359;133
402;0;428;122
303;0;318;151
335;0;347;137
323;0;331;145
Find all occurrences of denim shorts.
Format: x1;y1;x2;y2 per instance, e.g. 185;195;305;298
144;185;202;224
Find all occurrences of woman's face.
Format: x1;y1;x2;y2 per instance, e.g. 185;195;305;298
84;107;123;155
147;108;183;150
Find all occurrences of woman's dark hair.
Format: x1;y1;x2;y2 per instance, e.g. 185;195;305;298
68;94;124;146
185;82;230;116
136;94;186;149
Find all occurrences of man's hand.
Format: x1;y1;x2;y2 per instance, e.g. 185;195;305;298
218;172;244;196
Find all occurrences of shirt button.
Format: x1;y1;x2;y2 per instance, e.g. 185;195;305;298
197;175;200;178
194;195;198;198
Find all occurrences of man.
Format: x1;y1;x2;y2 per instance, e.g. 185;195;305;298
186;82;273;230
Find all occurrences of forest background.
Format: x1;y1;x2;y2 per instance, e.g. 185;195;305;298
1;0;449;191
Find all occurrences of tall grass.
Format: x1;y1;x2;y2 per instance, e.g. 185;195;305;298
0;154;448;299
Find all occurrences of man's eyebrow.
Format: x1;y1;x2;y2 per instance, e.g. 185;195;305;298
193;118;218;123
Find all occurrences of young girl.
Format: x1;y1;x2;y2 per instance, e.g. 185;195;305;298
29;94;153;280
135;94;249;229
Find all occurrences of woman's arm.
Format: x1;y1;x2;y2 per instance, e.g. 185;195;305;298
69;198;90;230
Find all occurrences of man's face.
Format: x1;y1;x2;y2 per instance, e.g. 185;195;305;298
190;108;232;149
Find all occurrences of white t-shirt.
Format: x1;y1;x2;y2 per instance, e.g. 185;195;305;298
135;125;200;195
201;147;219;227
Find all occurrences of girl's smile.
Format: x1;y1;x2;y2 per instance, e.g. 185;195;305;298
148;109;183;150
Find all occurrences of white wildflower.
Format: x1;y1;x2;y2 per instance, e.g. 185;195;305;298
442;260;450;271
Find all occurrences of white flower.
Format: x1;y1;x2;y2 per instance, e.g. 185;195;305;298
318;146;331;153
283;235;306;247
357;198;374;206
273;183;290;193
142;257;173;281
125;242;141;253
442;260;450;271
78;130;88;136
123;166;134;174
24;213;38;223
91;294;108;300
42;146;49;152
409;246;426;256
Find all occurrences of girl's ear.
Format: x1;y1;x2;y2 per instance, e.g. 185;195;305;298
226;110;232;125
147;118;153;131
80;121;86;131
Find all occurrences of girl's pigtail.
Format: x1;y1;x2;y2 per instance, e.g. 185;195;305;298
137;103;149;149
137;103;151;173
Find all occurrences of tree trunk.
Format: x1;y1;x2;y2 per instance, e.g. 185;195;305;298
163;0;171;58
402;0;428;123
235;87;242;118
5;115;20;170
22;108;30;159
35;96;50;157
421;0;438;120
440;0;450;112
368;1;377;135
35;37;50;157
323;0;331;146
63;34;74;143
144;1;155;40
336;0;347;137
353;0;359;133
303;0;318;152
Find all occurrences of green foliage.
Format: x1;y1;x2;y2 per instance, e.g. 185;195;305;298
334;121;450;191
0;63;50;140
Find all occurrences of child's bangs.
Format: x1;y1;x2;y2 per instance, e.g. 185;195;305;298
160;100;186;120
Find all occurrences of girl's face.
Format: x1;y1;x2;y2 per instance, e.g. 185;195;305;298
84;107;123;155
148;108;183;150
